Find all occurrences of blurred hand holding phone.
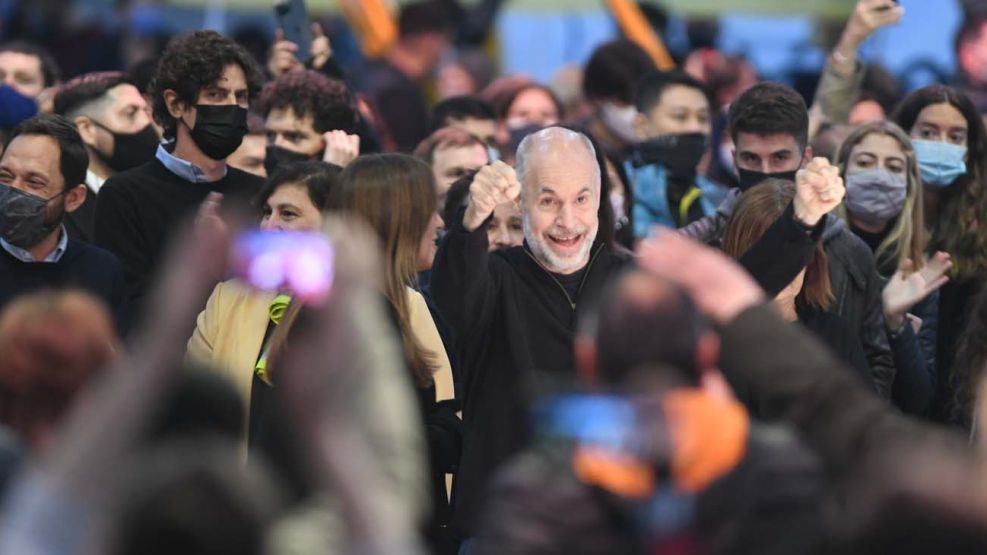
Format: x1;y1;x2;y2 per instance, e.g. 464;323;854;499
274;0;313;62
232;231;334;304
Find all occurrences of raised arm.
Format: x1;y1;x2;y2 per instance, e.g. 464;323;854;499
738;158;845;296
0;194;234;553
808;0;904;136
430;161;519;336
636;230;943;476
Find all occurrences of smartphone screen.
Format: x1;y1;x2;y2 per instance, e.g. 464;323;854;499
231;230;334;303
274;0;312;62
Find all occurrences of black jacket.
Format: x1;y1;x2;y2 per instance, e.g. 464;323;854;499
821;216;896;398
720;305;966;478
430;218;631;536
473;419;825;555
886;287;938;417
0;238;127;331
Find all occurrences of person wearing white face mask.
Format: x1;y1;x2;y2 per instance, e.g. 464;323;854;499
892;85;987;425
580;39;656;154
836;121;953;417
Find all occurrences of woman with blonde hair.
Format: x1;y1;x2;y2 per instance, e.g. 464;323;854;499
835;121;952;416
328;153;459;548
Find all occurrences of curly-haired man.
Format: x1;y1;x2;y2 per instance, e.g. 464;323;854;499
94;31;264;323
255;69;360;174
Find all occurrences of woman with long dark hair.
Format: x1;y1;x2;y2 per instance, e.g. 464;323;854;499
892;85;987;423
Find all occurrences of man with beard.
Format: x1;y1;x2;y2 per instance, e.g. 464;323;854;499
94;31;264;323
54;72;159;242
256;69;362;176
0;114;124;325
430;126;629;543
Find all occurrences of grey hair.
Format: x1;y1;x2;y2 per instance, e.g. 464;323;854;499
514;127;601;190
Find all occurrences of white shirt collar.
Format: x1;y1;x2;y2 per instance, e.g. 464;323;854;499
86;170;107;194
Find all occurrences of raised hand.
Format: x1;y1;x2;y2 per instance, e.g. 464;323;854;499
268;28;303;78
463;161;521;232
310;22;332;70
842;0;904;48
637;228;764;325
322;130;361;167
794;157;845;226
882;252;952;331
268;24;333;78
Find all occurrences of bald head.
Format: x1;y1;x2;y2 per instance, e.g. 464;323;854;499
515;126;600;192
582;270;712;386
516;127;602;274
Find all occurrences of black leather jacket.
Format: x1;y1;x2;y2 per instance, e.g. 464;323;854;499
821;216;896;398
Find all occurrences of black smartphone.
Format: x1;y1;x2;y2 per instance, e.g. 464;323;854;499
274;0;312;63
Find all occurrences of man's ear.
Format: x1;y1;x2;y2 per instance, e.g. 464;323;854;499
695;331;720;374
574;335;599;385
633;112;650;141
63;184;87;213
73;116;99;148
802;145;814;167
163;89;186;120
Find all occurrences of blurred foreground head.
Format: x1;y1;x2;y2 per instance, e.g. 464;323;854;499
112;439;281;555
0;290;118;449
576;269;717;390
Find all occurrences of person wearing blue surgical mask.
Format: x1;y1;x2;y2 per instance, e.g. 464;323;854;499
892;85;987;425
836;121;953;417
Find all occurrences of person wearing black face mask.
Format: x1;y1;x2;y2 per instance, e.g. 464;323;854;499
256;69;364;177
625;71;729;235
94;31;265;326
0;114;126;329
54;72;160;243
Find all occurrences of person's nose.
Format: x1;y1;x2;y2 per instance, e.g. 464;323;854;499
272;135;292;150
260;215;282;231
682;118;705;135
494;226;512;247
556;203;576;229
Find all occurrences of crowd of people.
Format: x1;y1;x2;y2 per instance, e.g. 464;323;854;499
3;0;987;553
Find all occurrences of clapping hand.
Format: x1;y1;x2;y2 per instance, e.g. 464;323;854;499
882;251;952;331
